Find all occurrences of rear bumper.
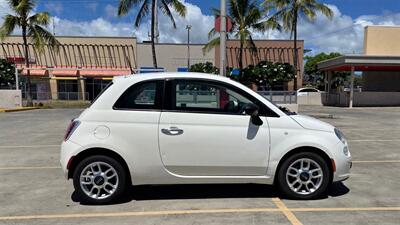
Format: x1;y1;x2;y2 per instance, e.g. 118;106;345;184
60;140;82;179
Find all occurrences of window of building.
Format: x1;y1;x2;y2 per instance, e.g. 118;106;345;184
57;80;79;100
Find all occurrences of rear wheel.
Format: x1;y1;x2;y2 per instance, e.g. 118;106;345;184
73;155;126;204
277;152;330;200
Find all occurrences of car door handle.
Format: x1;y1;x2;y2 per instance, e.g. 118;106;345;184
161;127;184;136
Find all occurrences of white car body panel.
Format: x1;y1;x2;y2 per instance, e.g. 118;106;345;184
159;112;270;176
60;72;351;186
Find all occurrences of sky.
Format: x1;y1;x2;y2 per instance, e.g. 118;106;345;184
1;0;400;55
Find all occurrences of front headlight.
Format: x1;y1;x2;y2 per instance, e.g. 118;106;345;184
334;128;347;145
343;146;350;157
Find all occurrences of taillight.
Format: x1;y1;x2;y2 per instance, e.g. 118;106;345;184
64;120;80;141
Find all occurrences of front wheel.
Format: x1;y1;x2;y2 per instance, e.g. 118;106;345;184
277;152;331;200
73;155;127;204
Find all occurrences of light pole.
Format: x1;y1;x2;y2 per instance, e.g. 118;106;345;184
186;25;192;70
220;0;226;76
15;65;19;90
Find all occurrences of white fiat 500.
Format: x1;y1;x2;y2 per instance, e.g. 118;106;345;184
60;72;351;204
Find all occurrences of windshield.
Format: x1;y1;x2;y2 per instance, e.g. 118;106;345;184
252;89;297;115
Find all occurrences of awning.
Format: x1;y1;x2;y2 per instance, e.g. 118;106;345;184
318;55;400;71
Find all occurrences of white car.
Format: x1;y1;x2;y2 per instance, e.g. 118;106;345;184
60;72;351;204
297;87;320;96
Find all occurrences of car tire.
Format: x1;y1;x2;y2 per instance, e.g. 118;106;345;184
73;155;127;204
277;152;330;200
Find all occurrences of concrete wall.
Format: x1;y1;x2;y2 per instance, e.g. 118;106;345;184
137;43;215;72
364;26;400;56
0;90;22;109
298;93;323;106
322;92;400;107
363;71;400;91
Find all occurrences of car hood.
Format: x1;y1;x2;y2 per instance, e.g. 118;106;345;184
290;114;334;132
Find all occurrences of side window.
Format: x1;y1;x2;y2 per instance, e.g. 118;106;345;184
172;80;253;114
113;80;162;110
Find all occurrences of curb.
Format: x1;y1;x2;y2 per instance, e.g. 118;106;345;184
307;113;336;119
0;107;40;113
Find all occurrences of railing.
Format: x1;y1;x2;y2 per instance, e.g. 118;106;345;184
257;91;297;104
21;92;89;101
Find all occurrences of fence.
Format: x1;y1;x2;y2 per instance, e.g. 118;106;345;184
257;91;297;104
21;92;89;101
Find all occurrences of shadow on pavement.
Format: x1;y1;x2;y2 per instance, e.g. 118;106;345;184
72;182;350;205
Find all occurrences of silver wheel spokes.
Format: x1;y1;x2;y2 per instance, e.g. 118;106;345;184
286;158;323;195
80;162;119;200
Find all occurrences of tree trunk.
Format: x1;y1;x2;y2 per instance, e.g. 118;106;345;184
150;0;158;68
22;25;33;106
239;39;243;77
292;10;298;91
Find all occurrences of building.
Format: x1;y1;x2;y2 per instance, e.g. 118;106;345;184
137;42;214;72
0;36;303;101
318;25;400;107
1;36;136;101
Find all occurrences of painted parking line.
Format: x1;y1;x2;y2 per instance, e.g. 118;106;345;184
0;208;282;221
348;139;400;142
353;160;400;163
1;206;399;221
0;166;61;170
272;198;303;225
291;207;400;212
0;145;59;149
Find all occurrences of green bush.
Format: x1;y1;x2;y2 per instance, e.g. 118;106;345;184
0;58;15;88
230;61;295;89
189;62;219;74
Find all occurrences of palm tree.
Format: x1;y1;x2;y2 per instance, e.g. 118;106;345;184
204;0;280;76
0;0;60;106
264;0;333;90
118;0;186;68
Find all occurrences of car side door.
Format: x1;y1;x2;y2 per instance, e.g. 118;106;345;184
158;78;274;176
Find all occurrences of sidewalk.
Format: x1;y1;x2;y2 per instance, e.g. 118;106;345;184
0;107;39;113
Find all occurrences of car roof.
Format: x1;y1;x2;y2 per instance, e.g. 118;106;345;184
113;72;232;83
297;87;319;91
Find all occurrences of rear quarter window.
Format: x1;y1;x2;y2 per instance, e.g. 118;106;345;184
91;82;113;104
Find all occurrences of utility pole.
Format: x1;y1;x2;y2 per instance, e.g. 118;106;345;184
186;25;192;70
154;0;159;43
220;0;226;76
15;65;19;90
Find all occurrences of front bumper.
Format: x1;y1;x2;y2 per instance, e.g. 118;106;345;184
332;142;352;182
60;140;82;179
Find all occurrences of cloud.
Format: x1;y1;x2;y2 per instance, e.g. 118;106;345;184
264;5;400;54
2;0;400;55
123;0;214;44
44;1;63;15
104;4;118;18
52;17;132;37
0;0;12;17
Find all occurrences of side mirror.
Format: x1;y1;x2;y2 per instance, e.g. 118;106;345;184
243;103;263;126
244;103;259;116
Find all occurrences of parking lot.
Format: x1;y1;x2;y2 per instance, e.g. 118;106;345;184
0;106;399;225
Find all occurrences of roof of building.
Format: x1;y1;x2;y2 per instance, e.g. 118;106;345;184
317;54;400;71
